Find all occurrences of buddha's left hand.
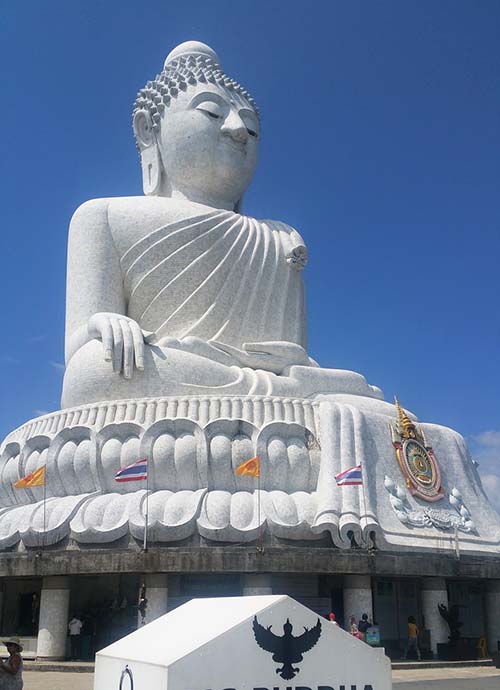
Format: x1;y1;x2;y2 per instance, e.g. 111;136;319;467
210;341;315;375
88;312;145;379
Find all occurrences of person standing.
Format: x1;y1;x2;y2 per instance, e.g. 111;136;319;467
402;615;421;660
349;615;363;639
328;612;339;626
0;638;24;689
68;614;83;660
358;613;371;641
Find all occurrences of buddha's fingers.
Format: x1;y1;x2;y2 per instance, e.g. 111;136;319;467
120;320;134;379
110;318;124;374
88;313;113;362
99;319;114;363
131;322;145;371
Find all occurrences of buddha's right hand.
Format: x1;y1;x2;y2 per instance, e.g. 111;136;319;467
87;313;145;379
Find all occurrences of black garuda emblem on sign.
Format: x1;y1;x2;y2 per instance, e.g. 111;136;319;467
253;615;322;680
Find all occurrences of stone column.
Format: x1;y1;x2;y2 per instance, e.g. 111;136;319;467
485;580;500;654
0;585;4;630
343;575;373;624
137;574;168;627
421;577;449;655
36;576;70;660
242;574;273;595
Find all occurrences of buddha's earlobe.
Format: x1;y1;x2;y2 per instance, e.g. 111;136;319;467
133;109;162;196
140;146;162;196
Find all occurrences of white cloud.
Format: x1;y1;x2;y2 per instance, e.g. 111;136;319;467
473;430;500;449
33;409;50;417
0;354;19;364
480;474;500;512
469;430;500;512
49;361;65;372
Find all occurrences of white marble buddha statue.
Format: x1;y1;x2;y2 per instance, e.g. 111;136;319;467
62;40;383;409
0;41;496;553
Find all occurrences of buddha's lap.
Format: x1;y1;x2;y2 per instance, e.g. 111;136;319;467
61;339;383;408
62;339;242;406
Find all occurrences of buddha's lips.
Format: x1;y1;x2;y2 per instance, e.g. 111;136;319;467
220;139;247;155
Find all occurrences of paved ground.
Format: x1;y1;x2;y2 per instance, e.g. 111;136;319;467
21;671;93;690
19;666;500;689
393;666;500;689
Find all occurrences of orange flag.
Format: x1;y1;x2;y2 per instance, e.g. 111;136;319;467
235;456;260;478
14;466;46;489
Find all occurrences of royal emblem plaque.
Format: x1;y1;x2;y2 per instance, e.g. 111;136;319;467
391;398;444;502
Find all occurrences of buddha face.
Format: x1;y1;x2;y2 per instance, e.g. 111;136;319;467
157;82;260;210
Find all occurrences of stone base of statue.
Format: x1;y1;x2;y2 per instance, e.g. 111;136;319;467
1;390;498;555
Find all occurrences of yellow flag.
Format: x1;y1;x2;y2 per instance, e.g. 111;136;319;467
235;456;260;478
14;465;46;489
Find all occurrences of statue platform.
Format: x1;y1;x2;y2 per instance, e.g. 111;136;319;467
0;40;498;562
1;392;498;556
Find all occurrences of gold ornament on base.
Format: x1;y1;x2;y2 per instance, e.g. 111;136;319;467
390;397;444;502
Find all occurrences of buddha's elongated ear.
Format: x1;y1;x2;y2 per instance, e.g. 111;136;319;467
133;109;162;196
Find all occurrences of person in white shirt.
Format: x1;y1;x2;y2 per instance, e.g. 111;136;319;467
68;615;83;660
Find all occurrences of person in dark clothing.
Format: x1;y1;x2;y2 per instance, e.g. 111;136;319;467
358;613;371;640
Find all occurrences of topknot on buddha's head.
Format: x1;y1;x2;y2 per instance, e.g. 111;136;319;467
132;40;259;147
163;40;220;68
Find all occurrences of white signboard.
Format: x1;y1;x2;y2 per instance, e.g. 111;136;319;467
94;595;391;690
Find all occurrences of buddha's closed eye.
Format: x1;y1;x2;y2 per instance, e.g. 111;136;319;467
196;102;223;119
196;101;258;137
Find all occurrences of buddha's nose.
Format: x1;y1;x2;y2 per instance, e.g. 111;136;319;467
221;110;248;144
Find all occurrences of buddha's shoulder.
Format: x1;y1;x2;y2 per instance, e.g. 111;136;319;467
70;197;305;245
70;196;192;228
256;217;306;246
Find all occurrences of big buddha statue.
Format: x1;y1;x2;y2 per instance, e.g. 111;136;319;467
62;40;383;408
0;41;498;554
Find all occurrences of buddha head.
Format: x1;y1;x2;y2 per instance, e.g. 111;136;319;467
133;41;260;211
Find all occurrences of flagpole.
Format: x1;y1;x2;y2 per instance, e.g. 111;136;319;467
42;465;47;552
143;463;148;552
359;462;370;550
234;457;262;552
257;461;263;554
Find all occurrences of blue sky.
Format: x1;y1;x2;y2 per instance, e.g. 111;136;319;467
1;1;499;502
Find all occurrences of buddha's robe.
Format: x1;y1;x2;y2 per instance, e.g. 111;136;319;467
62;202;381;407
122;209;307;348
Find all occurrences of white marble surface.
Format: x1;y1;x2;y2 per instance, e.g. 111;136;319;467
0;396;499;553
36;577;70;659
0;41;498;556
62;198;384;407
61;40;383;407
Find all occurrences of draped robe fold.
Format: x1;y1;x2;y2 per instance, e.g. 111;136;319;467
120;210;307;349
63;205;382;405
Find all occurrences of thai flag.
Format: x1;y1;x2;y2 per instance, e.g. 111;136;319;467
115;458;148;483
335;464;362;486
